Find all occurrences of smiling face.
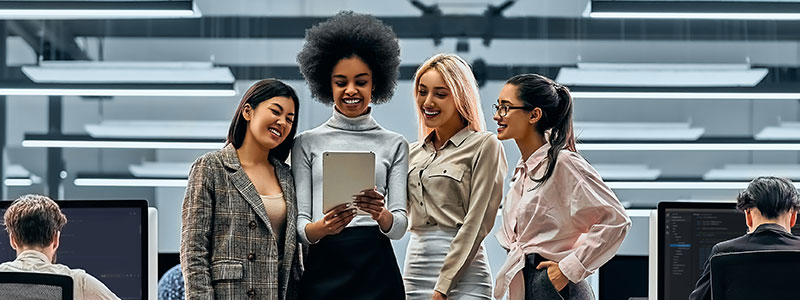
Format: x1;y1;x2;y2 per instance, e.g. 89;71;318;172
243;96;296;150
493;83;540;141
416;69;463;132
331;56;373;117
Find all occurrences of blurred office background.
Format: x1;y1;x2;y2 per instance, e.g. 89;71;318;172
0;0;799;299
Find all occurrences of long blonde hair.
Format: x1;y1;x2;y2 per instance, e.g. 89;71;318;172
413;53;486;142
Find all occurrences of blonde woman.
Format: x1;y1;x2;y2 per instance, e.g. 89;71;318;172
405;53;508;300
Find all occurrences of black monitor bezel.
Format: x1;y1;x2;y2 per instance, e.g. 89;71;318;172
0;199;148;299
657;201;737;300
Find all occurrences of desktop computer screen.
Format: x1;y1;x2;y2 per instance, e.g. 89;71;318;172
0;200;148;300
658;202;800;300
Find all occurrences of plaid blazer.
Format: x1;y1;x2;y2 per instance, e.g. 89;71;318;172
181;144;301;300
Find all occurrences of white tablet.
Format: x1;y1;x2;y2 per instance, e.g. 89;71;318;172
322;151;375;215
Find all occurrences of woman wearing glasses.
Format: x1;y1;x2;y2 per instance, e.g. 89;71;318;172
492;74;630;300
405;53;508;300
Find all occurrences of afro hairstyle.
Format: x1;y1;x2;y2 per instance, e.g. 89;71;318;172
297;11;401;105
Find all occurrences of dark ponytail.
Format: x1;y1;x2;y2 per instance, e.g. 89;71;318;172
506;74;577;185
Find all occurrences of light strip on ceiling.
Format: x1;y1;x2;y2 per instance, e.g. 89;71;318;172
578;143;800;151
22;140;224;150
589;1;800;20
0;1;199;20
557;63;768;87
4;178;33;186
22;61;234;84
570;92;800;100
0;87;235;97
590;12;800;20
74;178;188;187
606;181;800;190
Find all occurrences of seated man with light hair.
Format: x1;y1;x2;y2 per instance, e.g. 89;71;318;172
0;194;119;300
689;176;800;300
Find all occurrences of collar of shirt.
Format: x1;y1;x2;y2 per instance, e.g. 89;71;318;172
422;126;472;151
514;143;551;178
17;249;50;264
751;223;793;235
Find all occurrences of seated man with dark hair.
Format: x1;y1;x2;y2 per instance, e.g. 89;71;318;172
689;176;800;300
0;194;119;300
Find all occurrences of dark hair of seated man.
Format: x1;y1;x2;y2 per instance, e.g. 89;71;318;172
689;176;800;300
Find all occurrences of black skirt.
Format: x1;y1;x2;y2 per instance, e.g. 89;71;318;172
299;226;404;300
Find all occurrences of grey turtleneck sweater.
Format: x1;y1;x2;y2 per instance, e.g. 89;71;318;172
291;108;409;245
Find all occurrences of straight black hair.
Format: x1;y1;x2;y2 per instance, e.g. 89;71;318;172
737;176;800;219
506;73;576;185
226;78;300;162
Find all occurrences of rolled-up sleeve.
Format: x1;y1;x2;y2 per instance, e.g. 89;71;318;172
180;156;216;300
381;138;410;239
436;137;508;295
557;162;631;283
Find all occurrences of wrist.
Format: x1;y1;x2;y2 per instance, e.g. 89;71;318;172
378;209;393;230
306;221;324;242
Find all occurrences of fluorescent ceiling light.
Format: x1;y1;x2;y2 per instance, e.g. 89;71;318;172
22;135;224;150
5;178;33;186
0;86;236;97
592;164;661;180
703;164;800;180
13;61;237;97
606;181;800;190
129;162;192;178
86;121;228;139
23;62;234;84
571;92;800;100
74;178;188;187
0;1;200;20
575;122;704;141
590;12;800;20
589;1;800;20
578;142;800;151
755;122;800;140
4;164;41;187
557;63;767;87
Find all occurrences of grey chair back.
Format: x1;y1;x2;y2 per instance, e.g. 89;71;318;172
0;271;73;300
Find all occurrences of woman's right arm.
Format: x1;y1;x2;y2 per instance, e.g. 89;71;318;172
180;156;215;300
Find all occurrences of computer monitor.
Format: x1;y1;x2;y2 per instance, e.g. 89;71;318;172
0;200;149;300
653;201;800;300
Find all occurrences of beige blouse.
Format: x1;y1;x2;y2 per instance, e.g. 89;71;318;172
407;128;508;295
260;193;287;245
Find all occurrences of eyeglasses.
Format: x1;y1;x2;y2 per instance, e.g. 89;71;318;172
492;103;530;117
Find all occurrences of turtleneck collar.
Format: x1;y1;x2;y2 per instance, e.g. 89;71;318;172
325;107;381;132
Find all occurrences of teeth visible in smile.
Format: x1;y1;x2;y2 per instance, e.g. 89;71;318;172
423;110;440;116
498;124;507;128
269;128;282;137
344;98;361;104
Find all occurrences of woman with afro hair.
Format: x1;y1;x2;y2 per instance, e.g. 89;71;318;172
292;11;408;300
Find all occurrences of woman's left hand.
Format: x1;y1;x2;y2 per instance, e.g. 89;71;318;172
432;291;447;300
353;187;393;231
536;261;569;291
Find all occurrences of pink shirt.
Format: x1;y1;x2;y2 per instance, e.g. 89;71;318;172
494;143;630;300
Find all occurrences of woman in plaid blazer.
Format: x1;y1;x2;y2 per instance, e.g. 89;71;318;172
181;79;303;300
